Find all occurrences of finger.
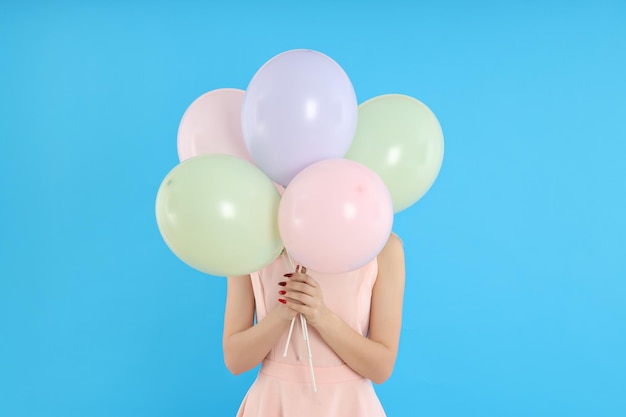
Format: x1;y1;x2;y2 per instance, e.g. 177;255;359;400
301;275;319;289
282;295;304;305
283;291;315;307
284;273;318;287
283;280;317;297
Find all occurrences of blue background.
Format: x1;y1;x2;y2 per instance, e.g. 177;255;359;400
1;1;625;416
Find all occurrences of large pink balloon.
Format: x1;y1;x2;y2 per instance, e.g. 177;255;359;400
242;49;358;186
278;159;393;274
177;88;253;163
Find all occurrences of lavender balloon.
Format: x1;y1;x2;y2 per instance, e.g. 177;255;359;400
242;49;358;186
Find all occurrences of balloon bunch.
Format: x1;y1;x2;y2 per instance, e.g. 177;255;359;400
155;49;444;277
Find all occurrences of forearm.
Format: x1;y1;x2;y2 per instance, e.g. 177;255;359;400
223;308;291;375
315;311;396;384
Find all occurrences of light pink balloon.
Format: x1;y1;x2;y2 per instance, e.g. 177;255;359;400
177;88;253;163
278;159;393;274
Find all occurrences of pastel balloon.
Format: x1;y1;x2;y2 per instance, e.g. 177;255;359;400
242;49;358;186
155;154;283;276
177;89;253;163
278;159;393;274
345;94;444;212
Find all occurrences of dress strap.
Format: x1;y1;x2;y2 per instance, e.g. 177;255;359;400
249;271;267;320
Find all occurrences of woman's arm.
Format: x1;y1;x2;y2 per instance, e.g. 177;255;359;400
222;275;297;375
281;233;405;384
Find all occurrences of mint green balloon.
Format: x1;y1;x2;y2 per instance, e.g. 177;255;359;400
345;94;444;212
155;154;283;276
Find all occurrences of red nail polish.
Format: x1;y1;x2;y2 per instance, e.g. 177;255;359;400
278;282;286;286
279;290;286;295
284;273;293;278
278;299;286;304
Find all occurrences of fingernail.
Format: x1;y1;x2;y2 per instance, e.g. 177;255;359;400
283;273;293;278
278;290;286;295
278;299;286;304
278;282;286;286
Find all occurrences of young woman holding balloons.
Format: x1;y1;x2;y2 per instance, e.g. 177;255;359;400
156;49;443;416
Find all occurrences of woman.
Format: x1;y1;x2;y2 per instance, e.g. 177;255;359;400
223;233;405;416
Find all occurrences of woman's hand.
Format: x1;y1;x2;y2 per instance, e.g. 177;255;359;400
273;300;299;321
278;266;330;327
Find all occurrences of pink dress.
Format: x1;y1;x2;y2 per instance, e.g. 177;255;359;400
235;254;386;417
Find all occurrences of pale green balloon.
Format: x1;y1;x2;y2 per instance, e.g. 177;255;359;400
155;154;283;277
345;94;444;213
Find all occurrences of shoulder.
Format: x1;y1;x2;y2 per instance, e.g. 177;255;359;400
375;232;405;282
378;232;404;261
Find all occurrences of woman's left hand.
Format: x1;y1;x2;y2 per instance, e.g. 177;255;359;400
279;266;330;327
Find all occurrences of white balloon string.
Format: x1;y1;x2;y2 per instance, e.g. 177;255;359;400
301;314;317;392
281;251;298;359
280;251;315;390
283;316;296;358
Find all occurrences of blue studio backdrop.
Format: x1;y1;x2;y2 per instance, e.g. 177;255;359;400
1;1;625;416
